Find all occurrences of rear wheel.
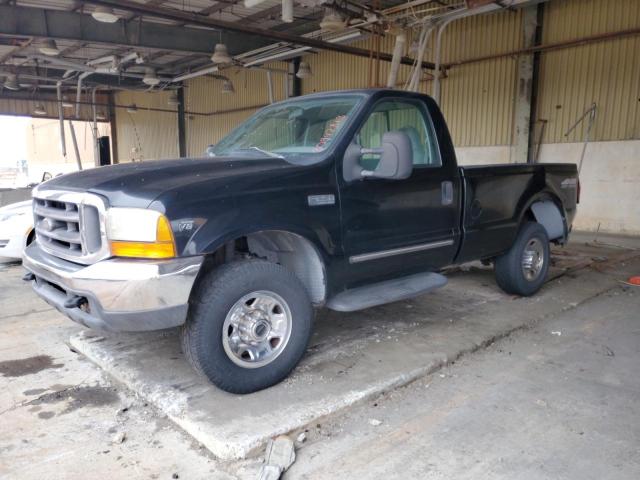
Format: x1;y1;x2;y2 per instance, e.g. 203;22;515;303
181;260;313;394
495;222;550;296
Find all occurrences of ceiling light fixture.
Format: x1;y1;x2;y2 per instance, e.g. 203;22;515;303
33;104;47;116
127;104;138;113
296;61;312;79
96;111;107;121
4;74;19;91
221;79;235;94
92;6;119;23
40;39;60;56
211;44;232;65
142;67;160;86
319;9;347;32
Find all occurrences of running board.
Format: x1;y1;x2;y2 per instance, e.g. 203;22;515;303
326;272;448;312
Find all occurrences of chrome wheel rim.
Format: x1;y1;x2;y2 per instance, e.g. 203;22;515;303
222;290;292;369
521;238;545;281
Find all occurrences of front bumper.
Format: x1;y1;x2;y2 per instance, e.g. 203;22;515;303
23;243;203;332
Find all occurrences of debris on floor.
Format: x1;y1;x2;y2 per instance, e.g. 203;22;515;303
257;435;296;479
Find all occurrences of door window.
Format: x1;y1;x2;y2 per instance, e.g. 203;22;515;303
357;99;441;170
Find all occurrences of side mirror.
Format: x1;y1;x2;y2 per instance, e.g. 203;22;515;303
360;131;413;180
205;145;216;157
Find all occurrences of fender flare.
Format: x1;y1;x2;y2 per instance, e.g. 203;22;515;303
518;191;568;242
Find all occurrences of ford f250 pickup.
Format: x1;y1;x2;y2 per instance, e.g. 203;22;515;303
23;89;579;393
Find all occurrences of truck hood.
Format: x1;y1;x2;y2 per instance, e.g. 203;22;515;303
36;157;298;208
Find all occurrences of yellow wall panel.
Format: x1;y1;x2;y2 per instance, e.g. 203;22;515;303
536;0;640;143
114;90;178;162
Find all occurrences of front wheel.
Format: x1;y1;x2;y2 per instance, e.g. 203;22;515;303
495;222;550;296
181;260;313;394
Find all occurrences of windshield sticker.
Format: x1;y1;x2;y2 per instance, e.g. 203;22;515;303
314;115;347;152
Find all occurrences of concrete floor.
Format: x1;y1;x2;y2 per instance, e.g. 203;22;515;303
1;233;639;479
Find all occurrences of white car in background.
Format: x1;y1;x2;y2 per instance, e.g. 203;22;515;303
0;200;34;263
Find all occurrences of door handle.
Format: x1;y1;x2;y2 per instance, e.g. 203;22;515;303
441;181;453;205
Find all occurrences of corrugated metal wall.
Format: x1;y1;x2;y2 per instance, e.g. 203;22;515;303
112;0;640;160
438;9;524;146
536;0;640;143
114;90;178;162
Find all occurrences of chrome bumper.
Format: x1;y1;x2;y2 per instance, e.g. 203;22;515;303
22;243;203;332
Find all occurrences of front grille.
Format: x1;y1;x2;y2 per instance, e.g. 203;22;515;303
32;190;108;264
34;198;83;256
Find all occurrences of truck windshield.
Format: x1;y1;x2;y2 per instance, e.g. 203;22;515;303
210;94;364;163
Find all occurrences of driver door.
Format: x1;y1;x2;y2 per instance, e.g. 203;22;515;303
339;98;459;286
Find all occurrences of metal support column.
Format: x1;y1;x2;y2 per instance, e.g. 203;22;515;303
292;58;302;97
512;5;538;164
527;2;545;163
108;92;119;164
177;87;187;158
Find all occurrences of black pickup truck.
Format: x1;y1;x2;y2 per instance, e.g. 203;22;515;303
23;89;579;393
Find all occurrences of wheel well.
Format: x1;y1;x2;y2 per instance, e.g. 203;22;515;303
201;231;327;305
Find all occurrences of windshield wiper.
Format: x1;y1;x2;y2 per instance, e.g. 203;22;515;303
241;146;284;159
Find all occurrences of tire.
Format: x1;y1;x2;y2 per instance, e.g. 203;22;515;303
181;259;314;394
495;222;550;297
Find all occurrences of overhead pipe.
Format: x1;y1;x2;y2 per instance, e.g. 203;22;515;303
282;0;294;23
405;24;435;91
432;3;503;103
68;121;83;171
432;0;549;103
75;72;92;118
92;87;100;166
56;81;67;158
386;31;407;88
266;70;274;104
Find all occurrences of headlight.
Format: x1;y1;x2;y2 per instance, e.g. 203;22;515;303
106;208;176;259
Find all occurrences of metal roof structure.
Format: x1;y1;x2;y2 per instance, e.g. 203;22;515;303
0;0;461;94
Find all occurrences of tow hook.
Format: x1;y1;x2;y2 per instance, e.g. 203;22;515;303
64;295;88;309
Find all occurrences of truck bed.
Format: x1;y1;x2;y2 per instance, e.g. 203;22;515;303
455;163;579;264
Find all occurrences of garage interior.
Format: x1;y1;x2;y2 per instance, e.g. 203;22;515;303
0;0;639;479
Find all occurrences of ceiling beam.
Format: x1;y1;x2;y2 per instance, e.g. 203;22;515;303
82;0;436;69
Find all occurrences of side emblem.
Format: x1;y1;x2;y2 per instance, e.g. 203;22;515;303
308;194;336;207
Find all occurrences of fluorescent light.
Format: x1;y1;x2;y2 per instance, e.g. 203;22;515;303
126;104;138;113
61;96;73;108
172;65;219;82
92;6;119;23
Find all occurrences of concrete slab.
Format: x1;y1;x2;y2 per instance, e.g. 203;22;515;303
69;245;640;461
